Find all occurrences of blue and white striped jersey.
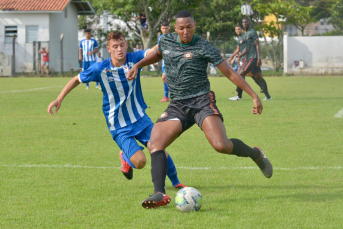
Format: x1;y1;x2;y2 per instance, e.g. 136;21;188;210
79;39;99;62
78;50;148;131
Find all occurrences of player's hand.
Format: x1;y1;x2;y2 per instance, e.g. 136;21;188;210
48;100;62;115
87;51;92;56
257;58;262;67
252;97;263;115
126;66;138;80
79;56;82;61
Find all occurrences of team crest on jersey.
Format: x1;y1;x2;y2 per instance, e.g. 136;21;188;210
183;52;193;60
159;112;168;119
163;50;170;55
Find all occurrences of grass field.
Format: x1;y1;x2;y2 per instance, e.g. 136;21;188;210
1;76;343;228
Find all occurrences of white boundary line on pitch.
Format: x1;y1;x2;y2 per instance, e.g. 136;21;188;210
334;108;343;118
0;86;63;94
0;164;342;171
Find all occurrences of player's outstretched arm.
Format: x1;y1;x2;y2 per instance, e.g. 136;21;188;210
216;61;263;114
126;48;163;80
228;45;240;63
47;75;80;115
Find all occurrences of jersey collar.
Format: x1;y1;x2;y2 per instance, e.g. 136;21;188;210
177;34;197;46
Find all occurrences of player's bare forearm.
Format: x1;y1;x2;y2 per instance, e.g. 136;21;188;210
56;75;80;102
238;48;246;58
136;49;163;69
228;48;239;62
146;45;158;56
217;61;258;99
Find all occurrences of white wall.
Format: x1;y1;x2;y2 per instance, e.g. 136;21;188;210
284;33;343;74
0;13;49;73
49;2;78;73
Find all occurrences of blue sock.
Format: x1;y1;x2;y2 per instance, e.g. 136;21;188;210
163;83;169;98
86;83;89;87
96;82;99;86
167;153;180;186
122;152;136;169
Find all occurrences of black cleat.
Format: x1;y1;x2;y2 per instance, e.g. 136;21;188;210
253;147;273;178
142;192;171;209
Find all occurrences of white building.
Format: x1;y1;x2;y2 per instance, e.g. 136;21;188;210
0;0;94;76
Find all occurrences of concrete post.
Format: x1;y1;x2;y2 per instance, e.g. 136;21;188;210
283;32;288;74
60;34;64;74
37;42;41;74
33;41;36;74
11;35;16;76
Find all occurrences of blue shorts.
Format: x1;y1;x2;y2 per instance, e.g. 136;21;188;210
162;66;165;74
82;61;96;71
110;115;153;159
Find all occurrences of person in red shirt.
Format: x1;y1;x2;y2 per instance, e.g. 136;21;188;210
39;47;49;75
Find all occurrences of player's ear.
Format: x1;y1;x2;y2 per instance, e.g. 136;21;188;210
106;45;110;53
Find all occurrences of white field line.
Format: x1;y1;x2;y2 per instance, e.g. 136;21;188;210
334;108;343;118
0;164;342;171
0;86;63;94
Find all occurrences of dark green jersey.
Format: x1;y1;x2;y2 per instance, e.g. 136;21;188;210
245;27;259;59
158;33;224;100
237;35;246;59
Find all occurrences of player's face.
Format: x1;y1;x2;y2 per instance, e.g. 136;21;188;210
85;32;91;39
161;26;170;35
106;38;128;62
235;27;242;36
242;19;250;30
175;17;196;44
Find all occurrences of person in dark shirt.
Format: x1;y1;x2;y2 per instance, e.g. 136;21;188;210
127;10;273;209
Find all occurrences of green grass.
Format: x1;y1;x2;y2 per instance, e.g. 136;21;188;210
0;76;343;228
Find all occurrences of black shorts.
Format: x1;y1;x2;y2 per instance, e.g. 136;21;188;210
242;58;261;74
156;91;223;133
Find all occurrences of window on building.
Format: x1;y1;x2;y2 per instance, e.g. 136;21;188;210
315;27;318;30
320;21;324;25
26;25;38;43
5;26;17;43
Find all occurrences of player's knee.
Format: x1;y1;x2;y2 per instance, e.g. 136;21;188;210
132;157;146;169
147;138;160;153
212;140;232;153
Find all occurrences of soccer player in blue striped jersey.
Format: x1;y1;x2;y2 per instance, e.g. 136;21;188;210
79;29;100;90
48;31;185;190
158;22;170;102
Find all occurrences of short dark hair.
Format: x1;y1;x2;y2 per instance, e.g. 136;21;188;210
243;18;250;22
176;10;193;19
107;31;126;42
235;25;242;29
84;29;91;33
161;22;169;27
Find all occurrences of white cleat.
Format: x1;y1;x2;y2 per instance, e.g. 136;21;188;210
263;97;272;101
229;96;242;101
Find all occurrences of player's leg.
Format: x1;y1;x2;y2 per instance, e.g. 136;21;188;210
46;64;49;76
254;71;272;100
82;61;90;89
135;119;185;189
160;66;169;102
41;63;44;75
195;91;273;178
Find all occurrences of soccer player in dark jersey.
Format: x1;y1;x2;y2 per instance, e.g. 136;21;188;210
127;10;273;209
235;18;272;101
227;25;263;100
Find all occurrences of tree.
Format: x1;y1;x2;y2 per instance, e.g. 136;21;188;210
250;0;299;72
289;6;315;36
87;0;201;50
330;0;343;31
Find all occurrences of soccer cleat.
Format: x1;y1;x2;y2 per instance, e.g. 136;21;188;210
263;97;272;101
96;85;101;89
142;192;171;209
174;183;186;190
86;86;89;90
229;96;242;101
160;96;170;102
120;151;133;180
253;147;273;178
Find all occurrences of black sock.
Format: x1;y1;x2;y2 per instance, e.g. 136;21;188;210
229;138;260;161
259;79;271;98
252;76;262;89
237;87;243;98
151;150;168;193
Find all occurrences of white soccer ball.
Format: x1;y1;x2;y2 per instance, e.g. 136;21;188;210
175;187;202;212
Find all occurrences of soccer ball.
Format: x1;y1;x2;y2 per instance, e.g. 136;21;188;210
175;187;202;212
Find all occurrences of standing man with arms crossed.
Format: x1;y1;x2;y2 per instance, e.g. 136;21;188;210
39;47;49;76
127;10;273;209
79;29;100;90
234;18;272;101
158;22;171;102
48;31;185;189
